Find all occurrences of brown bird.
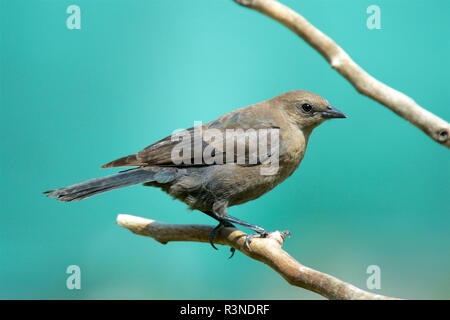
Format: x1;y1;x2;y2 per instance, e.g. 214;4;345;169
44;90;346;252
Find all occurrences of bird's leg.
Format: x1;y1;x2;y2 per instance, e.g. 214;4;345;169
219;214;268;234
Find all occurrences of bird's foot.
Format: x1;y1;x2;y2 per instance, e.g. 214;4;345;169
209;221;235;251
204;210;284;257
210;221;237;258
228;247;236;259
244;230;269;250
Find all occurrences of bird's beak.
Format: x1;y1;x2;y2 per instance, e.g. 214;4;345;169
320;106;347;119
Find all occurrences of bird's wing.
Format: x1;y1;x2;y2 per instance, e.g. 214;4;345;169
101;108;280;168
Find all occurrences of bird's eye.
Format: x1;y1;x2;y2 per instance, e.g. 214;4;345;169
301;103;312;112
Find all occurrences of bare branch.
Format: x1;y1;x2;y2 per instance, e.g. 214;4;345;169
117;214;399;300
234;0;450;148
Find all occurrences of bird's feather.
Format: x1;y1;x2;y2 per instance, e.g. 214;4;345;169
101;106;280;169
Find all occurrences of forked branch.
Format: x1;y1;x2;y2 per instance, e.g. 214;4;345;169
117;214;399;300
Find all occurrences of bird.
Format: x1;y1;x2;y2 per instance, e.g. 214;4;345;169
44;90;346;253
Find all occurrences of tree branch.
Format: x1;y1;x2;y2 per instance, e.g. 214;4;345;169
117;214;399;300
233;0;450;148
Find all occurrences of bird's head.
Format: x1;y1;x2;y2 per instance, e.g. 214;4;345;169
274;90;346;131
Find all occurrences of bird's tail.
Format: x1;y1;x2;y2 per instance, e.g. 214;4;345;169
43;168;158;202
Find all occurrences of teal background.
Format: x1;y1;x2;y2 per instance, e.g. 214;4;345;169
1;0;449;299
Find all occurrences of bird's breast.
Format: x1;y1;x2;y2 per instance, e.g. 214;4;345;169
278;126;307;177
225;130;307;207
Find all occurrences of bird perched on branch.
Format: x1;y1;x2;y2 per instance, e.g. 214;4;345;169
44;90;346;253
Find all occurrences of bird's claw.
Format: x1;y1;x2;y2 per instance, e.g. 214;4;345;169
280;230;291;240
209;222;224;250
228;247;236;259
209;221;236;255
244;231;269;250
